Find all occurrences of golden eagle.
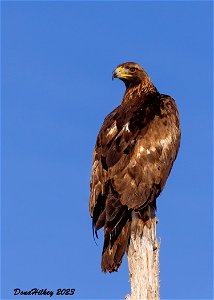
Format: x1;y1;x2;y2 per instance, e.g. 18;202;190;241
89;62;181;272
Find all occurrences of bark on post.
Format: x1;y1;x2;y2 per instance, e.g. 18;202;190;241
126;216;160;300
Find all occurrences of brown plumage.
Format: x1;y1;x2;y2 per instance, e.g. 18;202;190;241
89;62;181;272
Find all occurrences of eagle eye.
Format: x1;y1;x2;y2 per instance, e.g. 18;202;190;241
129;67;136;72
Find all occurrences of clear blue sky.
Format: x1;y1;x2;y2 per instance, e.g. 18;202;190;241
1;1;213;299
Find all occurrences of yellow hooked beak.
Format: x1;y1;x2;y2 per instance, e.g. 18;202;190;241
112;66;132;80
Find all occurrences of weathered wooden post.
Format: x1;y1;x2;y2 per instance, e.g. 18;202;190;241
126;216;160;300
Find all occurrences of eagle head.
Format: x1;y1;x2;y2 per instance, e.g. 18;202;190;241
112;62;149;86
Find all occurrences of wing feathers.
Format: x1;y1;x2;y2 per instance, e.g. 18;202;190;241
90;94;180;213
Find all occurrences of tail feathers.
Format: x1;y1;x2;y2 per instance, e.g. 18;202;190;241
101;220;131;273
